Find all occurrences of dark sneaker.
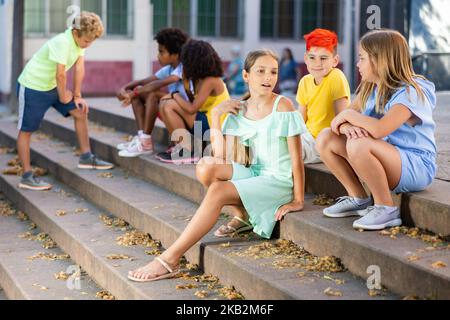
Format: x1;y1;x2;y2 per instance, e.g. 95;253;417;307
78;154;114;170
19;175;52;191
156;147;200;164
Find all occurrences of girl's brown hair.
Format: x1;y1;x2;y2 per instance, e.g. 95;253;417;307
355;29;426;113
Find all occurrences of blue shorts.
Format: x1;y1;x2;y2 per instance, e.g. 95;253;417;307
188;112;210;138
16;83;77;132
393;147;436;194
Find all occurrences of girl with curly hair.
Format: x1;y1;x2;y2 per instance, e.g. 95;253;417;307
156;40;230;164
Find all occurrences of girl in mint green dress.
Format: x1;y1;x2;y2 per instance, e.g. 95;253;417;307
128;50;306;282
219;94;306;238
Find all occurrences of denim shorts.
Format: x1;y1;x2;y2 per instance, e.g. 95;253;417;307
393;147;436;193
17;82;77;132
188;111;210;137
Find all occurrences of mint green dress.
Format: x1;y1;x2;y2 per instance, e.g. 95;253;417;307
222;95;307;239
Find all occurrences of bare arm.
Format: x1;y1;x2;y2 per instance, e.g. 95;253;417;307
73;57;84;98
136;75;180;95
173;78;218;115
56;64;72;104
332;105;412;139
333;96;350;115
72;57;89;113
298;104;307;123
210;100;242;159
275;98;305;221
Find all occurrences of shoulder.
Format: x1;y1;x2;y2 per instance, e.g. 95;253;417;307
48;32;70;47
328;68;348;82
277;96;296;112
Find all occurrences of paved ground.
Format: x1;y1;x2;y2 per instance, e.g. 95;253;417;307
1;92;450;181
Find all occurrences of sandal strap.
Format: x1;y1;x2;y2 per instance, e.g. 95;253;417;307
156;257;174;273
232;216;251;227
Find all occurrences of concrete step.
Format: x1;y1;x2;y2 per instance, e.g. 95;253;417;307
0;123;396;300
0;193;101;300
83;101;450;236
28;115;450;298
0;155;230;300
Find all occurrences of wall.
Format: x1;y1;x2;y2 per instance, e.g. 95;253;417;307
0;0;13;102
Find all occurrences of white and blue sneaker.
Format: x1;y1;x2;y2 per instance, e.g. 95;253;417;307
353;205;402;231
323;196;373;218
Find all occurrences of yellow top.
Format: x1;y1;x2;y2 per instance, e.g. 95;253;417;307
296;68;351;138
200;84;230;126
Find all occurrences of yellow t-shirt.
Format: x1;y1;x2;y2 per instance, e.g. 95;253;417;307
199;84;230;126
296;68;351;138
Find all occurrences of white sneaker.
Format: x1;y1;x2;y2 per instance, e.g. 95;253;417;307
119;138;153;158
353;206;402;231
117;135;139;151
323;196;373;218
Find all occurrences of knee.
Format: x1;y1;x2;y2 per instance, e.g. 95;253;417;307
346;137;371;161
196;157;218;187
71;109;87;121
315;128;334;154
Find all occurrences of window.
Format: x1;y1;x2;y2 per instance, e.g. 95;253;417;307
261;0;342;40
24;0;133;37
24;0;45;33
152;0;243;38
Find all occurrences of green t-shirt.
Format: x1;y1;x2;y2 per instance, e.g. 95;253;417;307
18;28;85;92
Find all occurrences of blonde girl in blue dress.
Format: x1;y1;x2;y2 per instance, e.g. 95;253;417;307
316;29;437;231
128;50;306;282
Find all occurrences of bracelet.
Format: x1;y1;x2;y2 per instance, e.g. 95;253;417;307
133;87;140;98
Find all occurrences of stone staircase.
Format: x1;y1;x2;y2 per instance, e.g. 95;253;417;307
0;97;449;300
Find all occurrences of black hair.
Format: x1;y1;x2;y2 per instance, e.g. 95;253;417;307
180;40;224;85
154;28;189;55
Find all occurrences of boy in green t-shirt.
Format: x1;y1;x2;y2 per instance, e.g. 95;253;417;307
16;11;113;191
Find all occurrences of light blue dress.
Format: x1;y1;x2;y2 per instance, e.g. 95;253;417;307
222;96;307;239
362;78;437;193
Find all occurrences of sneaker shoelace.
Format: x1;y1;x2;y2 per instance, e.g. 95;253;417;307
334;196;357;208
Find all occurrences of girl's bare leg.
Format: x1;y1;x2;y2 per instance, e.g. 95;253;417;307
346;137;401;206
129;181;242;280
196;157;249;226
316;128;367;198
159;100;196;138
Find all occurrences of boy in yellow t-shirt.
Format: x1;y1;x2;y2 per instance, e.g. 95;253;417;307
296;28;351;163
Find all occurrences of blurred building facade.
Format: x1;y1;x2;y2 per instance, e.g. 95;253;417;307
1;0;449;103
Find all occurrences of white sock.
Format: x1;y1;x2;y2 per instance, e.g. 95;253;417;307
138;130;143;137
354;197;371;205
141;133;151;140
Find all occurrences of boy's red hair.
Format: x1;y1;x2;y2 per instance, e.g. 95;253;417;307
304;29;338;53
